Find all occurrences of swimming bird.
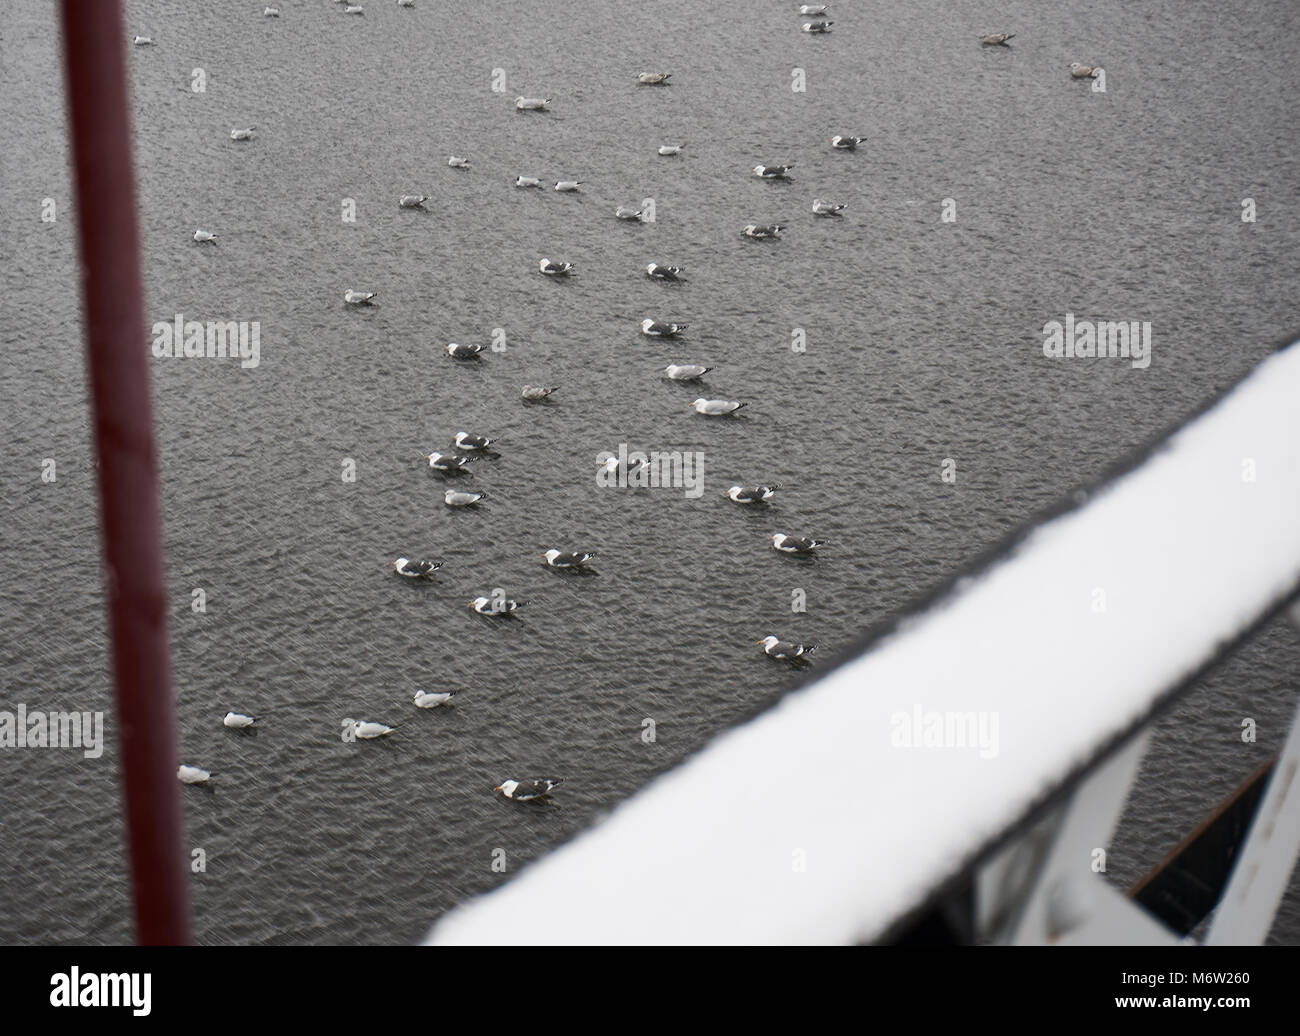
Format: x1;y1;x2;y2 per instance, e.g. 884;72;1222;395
770;533;824;553
521;385;558;401
542;549;596;570
646;263;683;281
812;199;846;216
554;180;582;192
641;318;687;336
690;398;746;416
351;721;396;739
831;135;865;150
752;164;793;179
344;289;377;304
413;690;454;708
178;765;210;784
616;206;644;221
539;258;574;276
663;364;712;380
193;229;217;243
132;35;154;45
495;777;563;801
801;20;833;32
399;195;428;208
726;485;777;503
598;454;647;478
657;145;684;156
452;431;494;451
980;33;1015;45
1070;63;1101;78
448;156;471;168
397;0;415;6
742;224;786;238
637;72;672;85
344;5;364;14
445;489;486;507
424;450;473;473
444;341;484;359
392;557;443;578
515;97;550;110
470;596;523;615
514;175;543;188
223;712;257;728
230;127;255;141
264;6;280;16
798;4;829;13
759;635;814;664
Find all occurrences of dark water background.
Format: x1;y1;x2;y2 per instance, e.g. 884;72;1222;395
2;0;1298;943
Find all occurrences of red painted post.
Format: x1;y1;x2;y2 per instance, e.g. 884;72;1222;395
59;0;191;944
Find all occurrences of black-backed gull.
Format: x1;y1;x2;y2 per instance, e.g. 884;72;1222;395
759;636;814;664
830;135;865;150
539;258;574;275
495;777;563;801
646;263;684;281
542;549;596;570
769;533;824;553
444;341;484;359
392;557;443;579
751;164;794;180
641;318;687;336
726;484;777;503
399;195;428;208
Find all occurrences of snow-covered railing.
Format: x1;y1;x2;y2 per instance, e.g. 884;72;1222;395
426;338;1300;946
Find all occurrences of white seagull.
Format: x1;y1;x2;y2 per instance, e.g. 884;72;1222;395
615;206;644;221
132;35;154;46
193;229;217;243
798;4;828;14
657;145;684;156
641;318;687;336
223;712;257;728
413;690;454;708
178;765;210;784
690;398;746;416
515;96;550;110
399;195;428;208
770;533;825;553
230;127;255;141
637;72;671;85
351;721;396;739
344;289;377;304
812;199;846;216
831;135;865;150
514;175;543;188
448;156;471;168
663;364;712;380
521;385;559;401
470;596;523;615
554;180;582;192
445;489;486;507
801;20;833;32
599;454;647;478
264;6;280;16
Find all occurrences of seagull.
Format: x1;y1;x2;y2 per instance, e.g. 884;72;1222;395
515;97;550;110
344;289;377;304
514;175;543;188
223;712;257;728
495;777;563;801
743;224;786;238
132;35;154;46
445;489;486;507
448;156;471;168
812;199;846;216
759;635;814;664
470;596;523;615
599;455;646;477
663;364;712;380
351;721;396;739
657;145;684;156
637;72;672;85
797;4;828;13
539;258;574;276
344;5;365;14
397;0;415;7
542;549;596;570
424;450;473;473
399;195;428;208
392;557;443;578
641;318;687;337
801;20;833;32
521;385;559;401
752;164;794;179
615;206;644;221
690;398;746;416
230;127;255;141
646;263;684;281
726;485;777;503
831;135;865;150
263;6;280;16
980;33;1015;45
178;765;210;784
554;180;582;192
453;432;494;451
770;533;824;553
193;229;217;243
413;690;454;708
1070;63;1101;78
445;341;484;359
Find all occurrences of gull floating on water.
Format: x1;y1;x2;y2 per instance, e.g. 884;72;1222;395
223;712;257;728
641;318;687;336
514;175;543;188
424;450;473;473
801;20;832;32
413;690;453;708
752;164;793;180
178;765;210;784
344;5;364;14
399;195;428;208
637;72;672;85
615;206;644;221
539;258;574;276
770;533;824;553
193;229;217;243
646;263;683;281
521;384;558;401
798;4;828;14
542;549;596;570
599;454;646;478
812;199;846;216
448;156;470;168
351;721;395;739
397;0;415;6
230;127;255;141
495;777;563;801
726;485;777;504
470;596;523;615
554;180;582;192
515;96;550;110
743;224;786;238
657;145;684;156
445;341;484;359
392;557;443;578
980;33;1015;45
691;398;746;416
831;135;865;150
445;489;486;507
132;35;154;46
1070;62;1101;78
759;635;814;664
344;289;376;304
453;432;494;451
264;6;280;16
663;363;712;381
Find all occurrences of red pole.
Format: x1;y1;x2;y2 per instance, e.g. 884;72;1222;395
59;0;191;944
